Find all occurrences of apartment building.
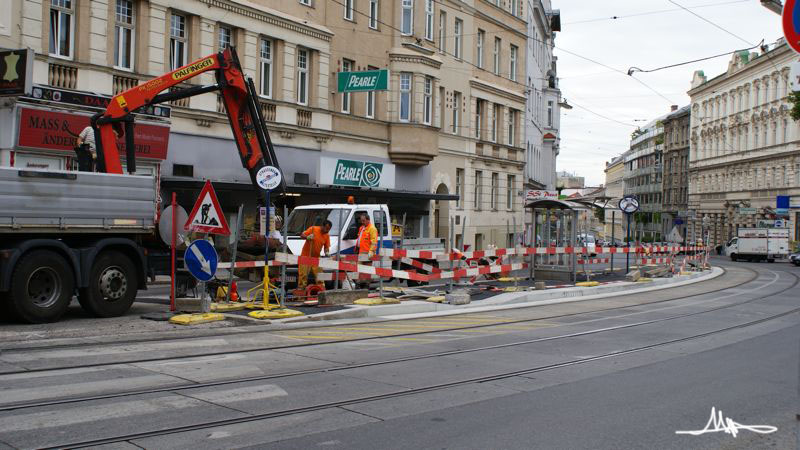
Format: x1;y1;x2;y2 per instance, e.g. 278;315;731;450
688;40;800;245
0;0;546;249
623;112;666;242
661;104;690;242
603;154;624;239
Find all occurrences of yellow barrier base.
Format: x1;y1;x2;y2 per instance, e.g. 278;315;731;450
244;302;282;310
502;287;529;292
211;302;246;312
169;313;225;326
636;277;653;282
248;308;305;320
354;297;401;306
679;271;692;275
424;295;446;303
575;281;600;287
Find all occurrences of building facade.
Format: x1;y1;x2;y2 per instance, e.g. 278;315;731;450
661;105;690;242
603;155;625;240
688;41;800;246
0;0;558;250
623;113;666;241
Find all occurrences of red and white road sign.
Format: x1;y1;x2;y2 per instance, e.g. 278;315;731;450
184;180;230;235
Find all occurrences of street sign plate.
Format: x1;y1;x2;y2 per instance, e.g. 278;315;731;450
784;0;800;54
159;205;188;246
618;195;640;214
185;180;230;235
184;239;218;282
337;70;389;92
256;166;282;191
737;207;757;215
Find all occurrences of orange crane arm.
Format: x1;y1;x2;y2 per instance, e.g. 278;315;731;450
91;47;283;192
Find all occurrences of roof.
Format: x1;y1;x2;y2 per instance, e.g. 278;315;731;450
524;199;592;210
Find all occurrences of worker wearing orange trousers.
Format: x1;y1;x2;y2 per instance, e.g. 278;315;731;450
298;220;332;289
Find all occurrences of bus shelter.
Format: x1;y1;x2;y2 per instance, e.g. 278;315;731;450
526;199;594;282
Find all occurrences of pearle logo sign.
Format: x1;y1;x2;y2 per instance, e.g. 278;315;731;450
333;159;383;187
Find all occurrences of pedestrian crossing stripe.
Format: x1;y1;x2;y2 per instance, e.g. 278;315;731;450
184;180;230;235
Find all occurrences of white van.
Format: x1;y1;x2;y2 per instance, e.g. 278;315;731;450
285;204;392;256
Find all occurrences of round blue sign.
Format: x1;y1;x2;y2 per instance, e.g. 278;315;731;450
184;239;218;282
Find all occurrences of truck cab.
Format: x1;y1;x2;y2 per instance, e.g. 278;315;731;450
285;204;392;256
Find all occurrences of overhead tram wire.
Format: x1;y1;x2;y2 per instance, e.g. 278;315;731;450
565;0;750;25
627;40;764;75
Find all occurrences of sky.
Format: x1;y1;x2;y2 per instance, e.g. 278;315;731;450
554;0;784;186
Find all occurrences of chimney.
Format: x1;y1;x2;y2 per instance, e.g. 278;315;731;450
671;105;678;112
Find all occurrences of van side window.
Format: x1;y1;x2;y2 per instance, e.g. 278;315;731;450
344;210;368;240
373;210;388;236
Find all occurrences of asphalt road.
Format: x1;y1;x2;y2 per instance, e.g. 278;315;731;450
0;258;796;449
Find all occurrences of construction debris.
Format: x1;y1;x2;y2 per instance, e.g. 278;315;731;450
625;269;641;282
318;289;369;306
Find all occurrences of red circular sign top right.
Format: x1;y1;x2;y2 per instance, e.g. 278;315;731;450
783;0;800;54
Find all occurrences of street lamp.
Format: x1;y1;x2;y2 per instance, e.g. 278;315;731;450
760;0;783;14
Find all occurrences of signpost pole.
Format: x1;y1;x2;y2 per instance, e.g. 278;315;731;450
626;213;631;274
336;208;343;290
225;204;243;303
281;205;288;307
170;192;176;312
263;191;270;309
611;210;616;272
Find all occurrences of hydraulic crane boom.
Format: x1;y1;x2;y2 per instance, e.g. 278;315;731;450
91;46;283;194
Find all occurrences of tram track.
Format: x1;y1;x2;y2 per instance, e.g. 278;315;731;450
1;267;794;417
42;269;800;450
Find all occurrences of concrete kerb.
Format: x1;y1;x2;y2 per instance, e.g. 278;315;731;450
275;267;724;323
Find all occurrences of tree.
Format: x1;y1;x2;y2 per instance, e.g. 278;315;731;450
789;91;800;121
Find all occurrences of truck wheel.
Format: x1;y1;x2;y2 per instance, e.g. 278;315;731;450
730;254;737;262
767;259;775;263
8;250;75;323
79;251;138;317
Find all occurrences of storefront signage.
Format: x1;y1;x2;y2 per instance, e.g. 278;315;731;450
17;108;170;159
0;49;33;96
319;156;395;189
737;207;757;215
337;70;389;92
524;190;558;203
26;86;170;118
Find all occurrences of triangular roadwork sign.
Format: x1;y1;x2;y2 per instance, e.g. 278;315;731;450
184;180;230;235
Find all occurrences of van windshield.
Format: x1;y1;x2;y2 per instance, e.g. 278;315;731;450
286;209;348;236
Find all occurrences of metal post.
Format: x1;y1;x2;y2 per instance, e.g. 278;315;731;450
530;208;536;280
170;192;176;312
262;192;270;308
571;210;578;283
378;216;384;300
459;216;467;284
512;214;518;290
336;208;344;290
281;204;288;307
447;216;455;293
225;204;243;303
626;213;631;274
610;210;616;272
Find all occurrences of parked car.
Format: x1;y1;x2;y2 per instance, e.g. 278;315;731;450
790;252;800;266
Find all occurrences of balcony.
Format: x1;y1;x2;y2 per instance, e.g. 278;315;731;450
388;123;438;166
113;74;139;95
48;63;77;89
296;109;312;127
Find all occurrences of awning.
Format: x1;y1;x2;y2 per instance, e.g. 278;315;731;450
525;199;593;210
161;177;459;201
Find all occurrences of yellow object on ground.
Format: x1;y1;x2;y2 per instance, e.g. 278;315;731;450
354;297;401;305
248;309;305;319
576;281;600;287
210;302;246;312
502;287;529;292
244;302;282;310
637;277;653;282
169;313;225;326
680;271;692;275
496;277;525;282
424;295;446;303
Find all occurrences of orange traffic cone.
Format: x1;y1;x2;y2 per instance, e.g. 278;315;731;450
230;281;239;302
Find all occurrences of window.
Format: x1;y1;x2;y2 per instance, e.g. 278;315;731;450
476;30;485;68
401;0;413;35
491;104;499;142
399;72;412;122
547;101;553;127
475;99;483;139
344;0;354;20
510;0;518;16
259;38;273;98
456;168;464;208
452;91;461;134
438;11;446;52
296;48;309;105
493;37;501;75
218;25;232;50
341;59;353;114
369;0;378;29
507;174;515;210
454;19;463;59
508;109;516;146
423;76;432;125
300;0;311;5
475;233;484;251
50;0;74;58
114;0;134;70
170;13;187;70
425;0;434;41
475;170;483;210
509;45;517;81
491;172;499;210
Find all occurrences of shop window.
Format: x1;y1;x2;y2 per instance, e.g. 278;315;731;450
172;164;193;177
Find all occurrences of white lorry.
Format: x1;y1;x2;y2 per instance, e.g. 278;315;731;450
725;228;790;263
284;204;445;286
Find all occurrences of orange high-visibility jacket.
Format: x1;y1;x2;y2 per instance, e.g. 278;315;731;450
357;223;378;253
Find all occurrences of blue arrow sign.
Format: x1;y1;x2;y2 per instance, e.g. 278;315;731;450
184;239;218;282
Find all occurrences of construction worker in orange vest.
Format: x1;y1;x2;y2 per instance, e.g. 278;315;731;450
298;220;332;290
356;214;378;288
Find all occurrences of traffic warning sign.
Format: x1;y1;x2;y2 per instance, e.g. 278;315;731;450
184;180;230;235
